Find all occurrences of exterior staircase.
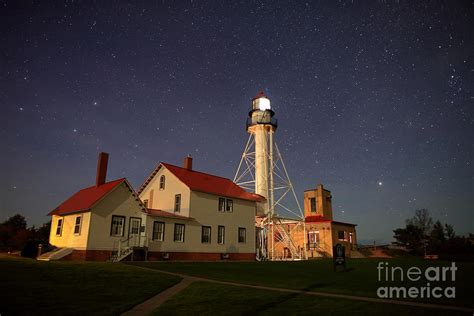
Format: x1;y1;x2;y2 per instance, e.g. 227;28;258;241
110;234;148;263
37;247;73;261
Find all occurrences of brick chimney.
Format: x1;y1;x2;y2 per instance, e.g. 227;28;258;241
96;152;109;186
183;155;193;171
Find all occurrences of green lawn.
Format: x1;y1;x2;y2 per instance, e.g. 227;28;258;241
130;258;474;308
0;255;181;315
153;282;468;316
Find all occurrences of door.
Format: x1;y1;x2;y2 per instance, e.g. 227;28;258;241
128;217;142;246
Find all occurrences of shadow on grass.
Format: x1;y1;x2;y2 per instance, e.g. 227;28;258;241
249;281;330;314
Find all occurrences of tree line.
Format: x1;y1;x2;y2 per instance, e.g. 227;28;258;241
0;214;50;252
393;209;473;257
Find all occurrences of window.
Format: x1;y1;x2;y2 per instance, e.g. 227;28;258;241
174;224;185;242
174;194;181;213
129;218;141;235
143;199;148;208
308;231;320;248
201;226;211;243
159;175;166;190
152;221;165;241
218;226;225;244
110;216;125;237
56;218;63;236
310;197;317;213
218;198;225;212
338;230;346;241
73;216;82;235
226;199;233;212
238;227;246;243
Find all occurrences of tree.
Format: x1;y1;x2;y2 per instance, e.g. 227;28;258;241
430;221;445;252
2;214;27;231
393;224;425;253
0;214;51;251
36;221;51;242
406;209;433;237
445;224;455;240
0;214;28;251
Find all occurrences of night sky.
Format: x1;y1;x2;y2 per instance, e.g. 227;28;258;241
2;1;473;243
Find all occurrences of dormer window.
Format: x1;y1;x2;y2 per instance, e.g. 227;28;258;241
159;175;166;190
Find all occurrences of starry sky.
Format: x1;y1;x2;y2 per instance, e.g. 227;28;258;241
1;1;473;243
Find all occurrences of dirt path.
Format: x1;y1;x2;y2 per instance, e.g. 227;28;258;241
121;278;193;316
368;249;393;258
122;268;474;315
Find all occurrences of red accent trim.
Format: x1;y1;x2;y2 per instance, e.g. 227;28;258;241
146;208;193;220
252;91;267;100
305;216;357;226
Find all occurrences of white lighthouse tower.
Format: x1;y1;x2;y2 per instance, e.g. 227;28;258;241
234;92;306;261
247;92;276;216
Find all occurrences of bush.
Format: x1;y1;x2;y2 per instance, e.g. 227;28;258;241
21;240;53;258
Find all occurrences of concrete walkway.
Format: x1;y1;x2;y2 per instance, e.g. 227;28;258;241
121;278;194;316
122;268;474;315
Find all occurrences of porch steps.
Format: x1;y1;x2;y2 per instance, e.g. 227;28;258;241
109;247;133;263
37;247;73;261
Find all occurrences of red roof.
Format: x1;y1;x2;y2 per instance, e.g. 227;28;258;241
139;162;264;202
163;163;264;202
252;91;267;100
305;216;357;226
146;208;193;220
49;178;126;216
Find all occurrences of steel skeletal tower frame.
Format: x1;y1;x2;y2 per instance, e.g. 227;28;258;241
234;92;307;261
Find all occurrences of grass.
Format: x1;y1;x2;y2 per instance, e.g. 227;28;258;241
153;282;469;316
130;258;474;308
0;255;181;315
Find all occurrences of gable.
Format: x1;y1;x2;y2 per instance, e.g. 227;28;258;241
49;178;145;216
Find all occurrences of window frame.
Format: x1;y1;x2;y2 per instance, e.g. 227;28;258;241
56;218;63;236
159;175;166;190
226;199;233;212
174;223;185;242
310;197;317;213
218;197;225;212
217;225;225;244
110;215;126;237
338;230;346;241
128;217;142;237
201;226;211;244
152;221;165;241
174;194;181;213
73;215;82;235
238;227;246;243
